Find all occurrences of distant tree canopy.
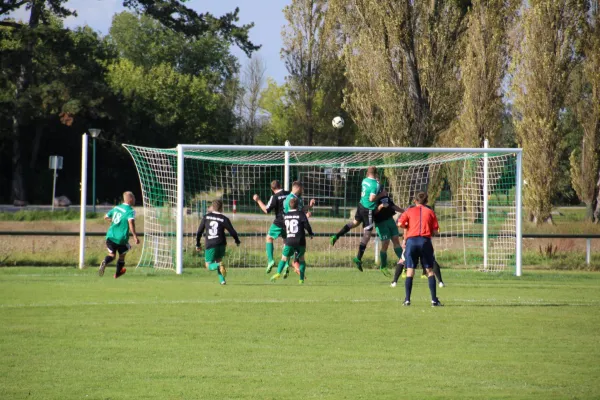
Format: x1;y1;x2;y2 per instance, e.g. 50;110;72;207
0;1;259;205
1;0;599;225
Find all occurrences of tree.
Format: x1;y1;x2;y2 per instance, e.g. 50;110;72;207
455;0;517;148
511;0;587;224
1;0;259;203
239;55;267;145
329;0;469;147
0;17;115;203
570;2;600;222
282;0;328;146
109;11;238;84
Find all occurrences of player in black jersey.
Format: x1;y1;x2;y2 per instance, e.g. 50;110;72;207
253;180;290;273
270;197;314;284
373;193;404;277
195;199;241;285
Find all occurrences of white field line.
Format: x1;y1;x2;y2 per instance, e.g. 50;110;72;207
1;298;599;309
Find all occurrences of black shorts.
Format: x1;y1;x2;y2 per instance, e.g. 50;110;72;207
106;239;131;255
404;237;434;269
354;204;374;231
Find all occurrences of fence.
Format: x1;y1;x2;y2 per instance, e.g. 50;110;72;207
1;232;598;266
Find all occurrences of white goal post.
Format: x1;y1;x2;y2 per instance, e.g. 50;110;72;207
134;144;522;276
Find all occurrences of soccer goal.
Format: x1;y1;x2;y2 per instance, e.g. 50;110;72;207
123;143;522;276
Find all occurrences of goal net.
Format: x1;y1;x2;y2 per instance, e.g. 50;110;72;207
123;144;522;274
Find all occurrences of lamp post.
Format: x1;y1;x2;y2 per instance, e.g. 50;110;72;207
89;129;102;213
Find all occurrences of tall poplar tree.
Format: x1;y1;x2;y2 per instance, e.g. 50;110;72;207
511;0;586;224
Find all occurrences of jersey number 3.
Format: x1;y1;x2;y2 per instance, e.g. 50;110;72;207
285;219;299;234
208;221;219;236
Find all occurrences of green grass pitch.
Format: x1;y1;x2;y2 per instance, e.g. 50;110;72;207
1;267;599;399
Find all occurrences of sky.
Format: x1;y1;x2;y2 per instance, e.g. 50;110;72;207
8;0;290;83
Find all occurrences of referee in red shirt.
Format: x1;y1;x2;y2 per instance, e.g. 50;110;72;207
398;192;442;307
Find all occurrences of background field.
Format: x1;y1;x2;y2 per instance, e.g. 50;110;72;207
1;267;599;399
1;207;600;270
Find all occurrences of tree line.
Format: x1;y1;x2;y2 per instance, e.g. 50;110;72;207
1;0;599;224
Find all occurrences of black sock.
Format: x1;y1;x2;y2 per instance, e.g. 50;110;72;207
116;260;125;275
434;260;443;283
405;276;413;301
337;223;352;238
357;243;367;260
103;255;114;265
428;276;437;302
393;261;404;283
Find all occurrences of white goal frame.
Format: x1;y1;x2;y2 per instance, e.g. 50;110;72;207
174;144;523;276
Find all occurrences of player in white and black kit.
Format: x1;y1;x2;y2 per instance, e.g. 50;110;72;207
195;199;241;285
253;180;290;273
270;197;314;284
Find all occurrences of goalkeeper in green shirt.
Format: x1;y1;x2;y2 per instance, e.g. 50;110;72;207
99;191;140;278
330;166;387;271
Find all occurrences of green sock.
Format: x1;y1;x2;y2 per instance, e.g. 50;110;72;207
299;261;306;280
208;262;220;271
380;251;388;269
276;260;286;274
266;242;274;263
394;247;403;259
217;270;225;283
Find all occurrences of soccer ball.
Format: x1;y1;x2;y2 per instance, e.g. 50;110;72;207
332;116;344;129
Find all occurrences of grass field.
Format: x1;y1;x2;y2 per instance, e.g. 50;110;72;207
1;267;599;399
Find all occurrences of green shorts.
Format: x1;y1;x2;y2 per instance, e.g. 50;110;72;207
205;245;226;263
376;218;399;241
282;246;306;259
267;224;286;240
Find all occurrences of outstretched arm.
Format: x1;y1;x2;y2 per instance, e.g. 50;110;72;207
370;189;388;202
392;205;404;213
253;194;270;214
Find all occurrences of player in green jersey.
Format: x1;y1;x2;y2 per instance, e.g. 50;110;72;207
283;181;315;216
99;191;140;278
330;166;387;271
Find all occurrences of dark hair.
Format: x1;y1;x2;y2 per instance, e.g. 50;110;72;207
292;181;303;189
271;180;281;190
367;166;377;176
212;199;223;212
415;192;428;205
289;197;298;210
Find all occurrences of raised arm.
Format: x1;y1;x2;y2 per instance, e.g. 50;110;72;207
253;194;270;214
